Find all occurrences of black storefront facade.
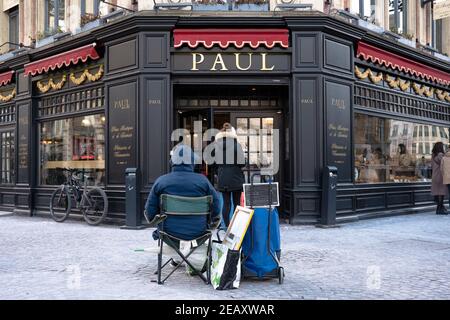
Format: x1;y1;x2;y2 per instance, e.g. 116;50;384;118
0;12;449;225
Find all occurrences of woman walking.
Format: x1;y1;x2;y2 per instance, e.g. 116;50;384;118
214;123;245;227
440;145;450;211
431;142;448;215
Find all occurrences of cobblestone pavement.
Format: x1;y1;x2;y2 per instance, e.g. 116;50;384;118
1;212;450;300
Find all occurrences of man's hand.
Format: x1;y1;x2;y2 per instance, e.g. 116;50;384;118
210;217;222;230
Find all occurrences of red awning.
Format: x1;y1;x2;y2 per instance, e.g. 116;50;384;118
0;71;14;86
174;29;289;49
357;41;450;86
24;43;100;76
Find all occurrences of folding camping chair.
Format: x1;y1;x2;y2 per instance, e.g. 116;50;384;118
147;194;216;285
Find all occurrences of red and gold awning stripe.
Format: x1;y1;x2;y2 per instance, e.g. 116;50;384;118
357;41;450;86
174;29;289;49
0;71;14;86
24;43;100;76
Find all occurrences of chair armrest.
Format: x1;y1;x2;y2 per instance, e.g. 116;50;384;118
146;213;167;228
208;216;222;230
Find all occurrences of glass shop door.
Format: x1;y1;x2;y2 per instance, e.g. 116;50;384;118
177;109;213;179
231;112;282;184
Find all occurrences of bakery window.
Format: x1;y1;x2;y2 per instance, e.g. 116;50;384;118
354;113;449;183
39;114;105;186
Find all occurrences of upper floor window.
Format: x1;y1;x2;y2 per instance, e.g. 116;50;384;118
81;0;100;16
389;0;408;34
45;0;65;33
362;0;376;22
349;0;376;22
8;6;19;51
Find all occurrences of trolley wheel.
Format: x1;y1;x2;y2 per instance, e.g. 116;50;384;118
278;267;284;285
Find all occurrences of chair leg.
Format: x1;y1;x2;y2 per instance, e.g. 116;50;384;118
157;241;163;284
206;237;212;285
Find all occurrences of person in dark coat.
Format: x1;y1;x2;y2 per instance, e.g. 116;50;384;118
213;123;245;227
431;142;448;215
145;144;222;240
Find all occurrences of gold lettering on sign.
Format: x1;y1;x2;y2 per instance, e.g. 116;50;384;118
191;53;205;71
19;116;29;126
148;99;161;105
189;52;277;71
328;124;349;138
235;53;252;71
210;54;228;71
331;143;347;157
113;144;132;165
113;99;130;110
261;53;275;71
111;125;133;139
331;98;346;110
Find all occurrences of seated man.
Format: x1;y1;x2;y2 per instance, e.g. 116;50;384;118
145;144;221;241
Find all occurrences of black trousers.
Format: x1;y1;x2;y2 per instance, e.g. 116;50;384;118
222;191;241;228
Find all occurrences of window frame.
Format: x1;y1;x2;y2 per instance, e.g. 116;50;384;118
8;6;19;51
38;113;106;186
389;0;408;34
45;0;65;34
81;0;100;16
0;129;15;185
353;111;449;185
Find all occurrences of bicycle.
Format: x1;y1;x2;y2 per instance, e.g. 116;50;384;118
50;168;108;225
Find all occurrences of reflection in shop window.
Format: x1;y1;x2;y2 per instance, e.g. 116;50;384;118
354;113;449;183
40;114;106;186
0;131;14;184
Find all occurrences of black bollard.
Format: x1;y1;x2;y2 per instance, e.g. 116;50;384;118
317;166;340;228
121;167;145;230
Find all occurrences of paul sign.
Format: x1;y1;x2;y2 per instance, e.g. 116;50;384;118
173;51;290;73
191;53;275;71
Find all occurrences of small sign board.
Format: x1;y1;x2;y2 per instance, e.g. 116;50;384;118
222;206;255;250
243;182;279;208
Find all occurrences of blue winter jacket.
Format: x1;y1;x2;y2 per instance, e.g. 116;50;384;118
144;163;221;240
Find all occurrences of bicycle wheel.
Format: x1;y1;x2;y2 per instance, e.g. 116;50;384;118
82;188;108;226
50;186;71;222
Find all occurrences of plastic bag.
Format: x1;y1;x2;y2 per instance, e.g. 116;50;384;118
210;241;241;290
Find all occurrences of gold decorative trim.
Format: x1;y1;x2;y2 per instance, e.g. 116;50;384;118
356;65;449;103
355;66;370;79
399;79;410;91
436;89;450;102
0;88;16;102
70;65;104;86
37;75;67;93
369;71;383;83
385;74;399;89
355;66;382;83
412;82;434;97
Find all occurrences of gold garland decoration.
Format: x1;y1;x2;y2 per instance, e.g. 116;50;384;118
385;74;400;89
356;66;448;103
424;87;434;97
399;79;410;91
37;75;67;93
436;89;450;102
355;66;383;83
70;65;104;86
0;88;16;102
369;71;383;83
412;82;435;97
355;66;370;79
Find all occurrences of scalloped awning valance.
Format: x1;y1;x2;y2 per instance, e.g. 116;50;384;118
357;41;450;86
174;29;289;49
24;43;100;76
0;71;14;86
